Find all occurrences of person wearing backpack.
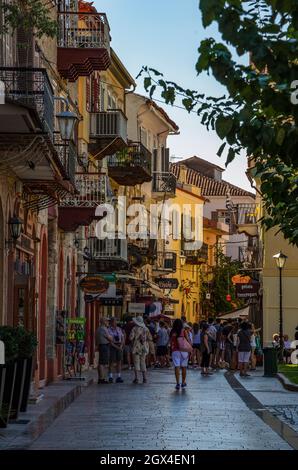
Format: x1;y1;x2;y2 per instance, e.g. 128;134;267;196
170;318;192;390
129;316;152;384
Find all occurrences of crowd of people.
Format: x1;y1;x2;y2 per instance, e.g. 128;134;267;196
95;315;273;388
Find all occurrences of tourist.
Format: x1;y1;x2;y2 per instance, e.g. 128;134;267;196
214;318;223;367
200;322;212;376
123;316;134;370
95;317;113;384
250;324;259;370
207;318;217;369
237;322;252;377
228;323;239;370
192;323;201;368
222;320;233;367
283;334;293;364
129;316;152;384
146;318;157;368
108;317;125;383
170;318;192;390
156;321;169;368
272;333;280;348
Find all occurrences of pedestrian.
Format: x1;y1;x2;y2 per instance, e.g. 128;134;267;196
250;323;259;370
156;321;169;368
222;320;233;367
184;323;193;367
207;318;217;369
200;322;212;376
129;316;151;384
123;316;134;370
146;318;157;368
283;334;293;364
108;317;125;383
192;322;201;368
170;318;192;390
237;322;252;377
95;317;113;384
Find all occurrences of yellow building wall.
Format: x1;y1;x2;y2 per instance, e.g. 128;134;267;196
164;188;204;324
262;229;298;345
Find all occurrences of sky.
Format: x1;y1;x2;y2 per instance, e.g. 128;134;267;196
94;0;252;192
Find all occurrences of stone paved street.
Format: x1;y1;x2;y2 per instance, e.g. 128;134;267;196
30;369;293;450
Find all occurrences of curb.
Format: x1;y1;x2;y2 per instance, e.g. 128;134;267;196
277;373;298;392
1;373;95;449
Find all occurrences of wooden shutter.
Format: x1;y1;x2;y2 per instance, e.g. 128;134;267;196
164;148;170;172
153;149;158;172
86;77;91;112
92;75;100;112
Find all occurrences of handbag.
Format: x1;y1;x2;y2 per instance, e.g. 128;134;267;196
177;335;192;353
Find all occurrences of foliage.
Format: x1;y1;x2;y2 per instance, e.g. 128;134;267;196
0;0;57;38
200;248;244;316
15;327;38;358
0;326;18;363
138;0;298;246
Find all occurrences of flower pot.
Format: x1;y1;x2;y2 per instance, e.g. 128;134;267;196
20;356;33;412
9;358;27;421
0;361;17;428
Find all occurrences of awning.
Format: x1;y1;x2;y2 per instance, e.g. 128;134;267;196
219;305;250;320
144;281;166;299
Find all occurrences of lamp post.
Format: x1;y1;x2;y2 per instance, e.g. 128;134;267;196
273;251;288;362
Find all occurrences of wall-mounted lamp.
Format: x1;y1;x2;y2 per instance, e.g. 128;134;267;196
6;215;23;251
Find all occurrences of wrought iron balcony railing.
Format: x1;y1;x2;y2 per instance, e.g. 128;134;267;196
108;142;152;185
0;67;54;136
152;172;177;195
57;9;110;51
90;110;127;141
54;134;77;184
87;237;128;261
59;173;108;208
154;251;177;273
237;204;258;225
183;242;209;264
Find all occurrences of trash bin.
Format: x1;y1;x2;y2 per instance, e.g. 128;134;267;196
263;347;278;377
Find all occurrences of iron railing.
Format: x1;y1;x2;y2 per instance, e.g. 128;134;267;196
108;142;151;173
0;67;54;136
59;173;107;207
54;134;77;183
154;251;177;273
183;242;209;263
86;237;128;260
237;204;258;225
57;7;110;51
152;171;177;195
90;110;127;141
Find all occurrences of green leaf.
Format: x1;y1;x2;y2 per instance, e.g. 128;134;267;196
144;77;152;92
226;148;236;166
215;115;234;139
217;142;227;157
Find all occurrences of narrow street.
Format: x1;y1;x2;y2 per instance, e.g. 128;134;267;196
30;369;292;450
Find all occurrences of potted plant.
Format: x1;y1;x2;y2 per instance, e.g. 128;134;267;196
9;327;37;420
0;326;18;427
19;328;37;413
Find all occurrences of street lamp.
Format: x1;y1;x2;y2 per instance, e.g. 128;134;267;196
273;251;288;362
56;110;78;141
8;215;23;241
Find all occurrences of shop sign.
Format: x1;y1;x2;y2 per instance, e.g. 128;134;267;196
128;303;146;314
236;282;260;299
100;297;123;307
155;278;179;290
79;275;109;294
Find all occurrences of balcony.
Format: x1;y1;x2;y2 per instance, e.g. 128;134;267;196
54;134;77;184
128;238;157;267
0;67;76;208
87;237;129;273
183;242;209;265
108;142;152;186
89;110;128;159
236;204;259;237
153;251;177;274
58;173;109;231
152;172;177;199
57;5;111;81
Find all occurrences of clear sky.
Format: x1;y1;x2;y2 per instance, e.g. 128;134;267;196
94;0;252;191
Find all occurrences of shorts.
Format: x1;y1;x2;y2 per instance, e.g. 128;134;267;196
109;346;123;363
98;344;110;365
157;345;168;357
193;343;201;350
133;353;146;372
172;351;189;368
124;344;132;355
238;351;251;363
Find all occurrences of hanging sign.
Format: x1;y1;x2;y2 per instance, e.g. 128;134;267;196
155;278;179;290
79;275;109;294
236;282;260;299
128;303;146;314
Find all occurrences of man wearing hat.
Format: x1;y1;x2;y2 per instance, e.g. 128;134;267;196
129;316;152;384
